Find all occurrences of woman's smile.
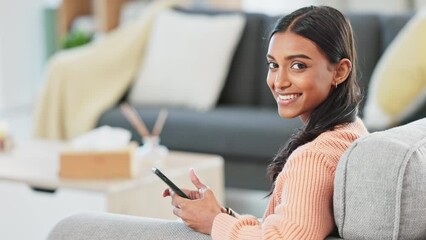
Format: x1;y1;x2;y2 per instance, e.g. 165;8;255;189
276;93;302;105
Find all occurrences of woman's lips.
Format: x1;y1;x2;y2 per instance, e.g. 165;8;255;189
276;93;302;105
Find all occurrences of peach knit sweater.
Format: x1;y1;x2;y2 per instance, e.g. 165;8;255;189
212;118;368;240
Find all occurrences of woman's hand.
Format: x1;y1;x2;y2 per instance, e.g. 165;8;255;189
163;168;222;235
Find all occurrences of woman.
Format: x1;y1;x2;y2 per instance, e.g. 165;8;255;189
163;6;369;239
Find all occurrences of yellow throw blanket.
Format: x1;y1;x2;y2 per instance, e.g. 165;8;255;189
34;0;179;140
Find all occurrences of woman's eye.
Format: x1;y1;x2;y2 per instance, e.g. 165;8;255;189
267;62;278;69
291;63;307;70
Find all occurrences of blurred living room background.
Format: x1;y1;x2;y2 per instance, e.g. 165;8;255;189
1;0;426;239
1;0;425;139
0;0;425;119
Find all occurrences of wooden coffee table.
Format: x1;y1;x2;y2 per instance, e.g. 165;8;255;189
0;140;224;240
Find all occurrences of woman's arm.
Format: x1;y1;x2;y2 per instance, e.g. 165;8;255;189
212;151;335;240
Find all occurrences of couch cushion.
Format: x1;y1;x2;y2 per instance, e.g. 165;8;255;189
128;9;245;111
363;11;425;130
97;106;302;161
334;118;426;239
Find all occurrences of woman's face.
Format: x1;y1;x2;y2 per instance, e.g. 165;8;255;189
267;31;336;123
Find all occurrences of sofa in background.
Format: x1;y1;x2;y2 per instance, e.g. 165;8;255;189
97;9;419;191
47;118;426;239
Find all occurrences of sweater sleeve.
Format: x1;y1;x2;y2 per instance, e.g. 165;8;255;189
211;151;335;240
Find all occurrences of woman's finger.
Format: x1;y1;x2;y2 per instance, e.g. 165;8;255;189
189;168;206;190
170;189;192;208
173;207;183;218
170;189;181;207
181;188;194;196
188;190;201;199
163;188;170;197
168;187;200;200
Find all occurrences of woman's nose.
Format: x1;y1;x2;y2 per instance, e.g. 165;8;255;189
274;71;291;90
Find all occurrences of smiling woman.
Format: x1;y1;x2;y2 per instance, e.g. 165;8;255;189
161;5;369;240
265;6;362;187
266;31;352;122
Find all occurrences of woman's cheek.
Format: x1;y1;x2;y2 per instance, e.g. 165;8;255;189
267;72;275;91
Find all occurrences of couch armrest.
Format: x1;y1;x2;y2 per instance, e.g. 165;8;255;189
333;118;426;239
47;212;211;240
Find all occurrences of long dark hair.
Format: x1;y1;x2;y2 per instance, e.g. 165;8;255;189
267;6;361;190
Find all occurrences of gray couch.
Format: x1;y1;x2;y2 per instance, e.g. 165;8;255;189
48;118;426;239
97;10;420;191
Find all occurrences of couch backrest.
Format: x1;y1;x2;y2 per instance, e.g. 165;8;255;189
334;118;426;239
218;12;270;106
217;12;412;114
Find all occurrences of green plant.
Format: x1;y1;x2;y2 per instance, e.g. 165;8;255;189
61;30;93;49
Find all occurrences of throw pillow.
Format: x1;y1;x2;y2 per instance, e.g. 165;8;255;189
363;9;426;130
128;9;246;111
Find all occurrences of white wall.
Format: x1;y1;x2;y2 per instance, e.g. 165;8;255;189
242;0;417;15
346;0;410;13
242;0;348;15
415;0;426;8
242;0;318;15
0;0;46;111
0;36;3;108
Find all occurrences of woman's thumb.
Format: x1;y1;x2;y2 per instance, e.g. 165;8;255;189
190;168;206;190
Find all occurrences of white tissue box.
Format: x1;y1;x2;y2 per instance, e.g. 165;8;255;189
59;142;138;179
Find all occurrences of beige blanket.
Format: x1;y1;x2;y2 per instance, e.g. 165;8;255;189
34;0;179;140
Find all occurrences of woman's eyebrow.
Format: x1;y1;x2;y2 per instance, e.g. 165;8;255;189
266;54;312;60
266;54;275;60
285;54;311;60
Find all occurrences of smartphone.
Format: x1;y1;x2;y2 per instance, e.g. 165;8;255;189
152;167;190;199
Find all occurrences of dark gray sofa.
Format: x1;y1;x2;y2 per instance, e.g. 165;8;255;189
97;9;417;190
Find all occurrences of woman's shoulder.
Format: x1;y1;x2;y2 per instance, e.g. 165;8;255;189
314;117;369;149
291;118;369;168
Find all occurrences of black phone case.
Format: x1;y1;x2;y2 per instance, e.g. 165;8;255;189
152;167;190;199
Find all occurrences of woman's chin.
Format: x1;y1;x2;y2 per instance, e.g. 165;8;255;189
277;110;298;119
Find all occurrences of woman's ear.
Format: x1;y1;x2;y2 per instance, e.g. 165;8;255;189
333;58;352;86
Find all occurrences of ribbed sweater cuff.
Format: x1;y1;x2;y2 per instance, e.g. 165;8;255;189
211;213;238;238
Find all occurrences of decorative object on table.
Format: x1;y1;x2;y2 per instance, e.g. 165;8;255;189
59;126;138;179
0;120;13;152
120;103;169;169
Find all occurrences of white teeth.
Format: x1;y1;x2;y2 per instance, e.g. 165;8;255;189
278;94;299;101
